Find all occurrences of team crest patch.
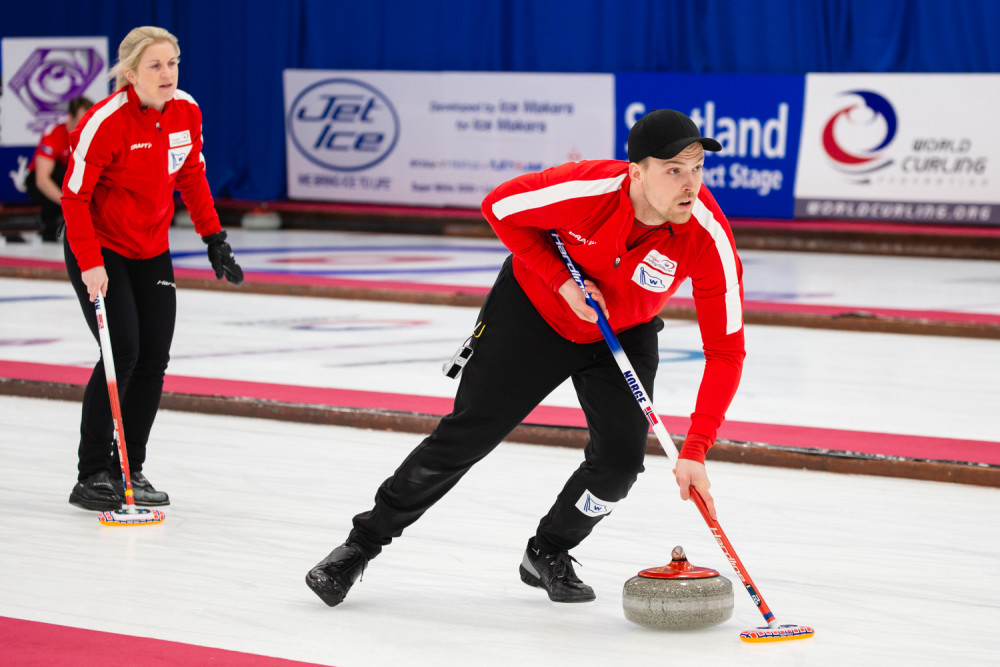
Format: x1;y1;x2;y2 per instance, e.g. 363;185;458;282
575;490;616;517
632;264;673;292
168;146;192;174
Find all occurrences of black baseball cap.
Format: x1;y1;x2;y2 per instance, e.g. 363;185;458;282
627;109;722;163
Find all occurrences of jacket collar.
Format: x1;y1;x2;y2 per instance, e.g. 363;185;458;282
618;176;692;239
125;85;172;126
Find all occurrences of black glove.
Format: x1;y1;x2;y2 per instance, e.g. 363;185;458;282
202;230;244;285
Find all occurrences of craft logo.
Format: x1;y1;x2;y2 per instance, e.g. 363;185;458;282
288;78;399;172
8;46;104;132
821;90;897;182
566;230;596;245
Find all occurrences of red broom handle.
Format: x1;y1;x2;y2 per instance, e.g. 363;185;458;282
94;294;138;512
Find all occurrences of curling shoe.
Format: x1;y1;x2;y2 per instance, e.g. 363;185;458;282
306;542;370;607
69;470;124;511
519;538;596;603
130;471;170;506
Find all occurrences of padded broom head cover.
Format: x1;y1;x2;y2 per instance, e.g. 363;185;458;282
740;624;816;642
98;508;166;526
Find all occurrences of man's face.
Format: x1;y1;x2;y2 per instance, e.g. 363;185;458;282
632;143;705;224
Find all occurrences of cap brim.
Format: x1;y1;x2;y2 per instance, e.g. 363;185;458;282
648;137;723;160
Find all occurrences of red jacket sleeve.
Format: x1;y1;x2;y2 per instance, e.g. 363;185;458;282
174;109;221;239
680;195;747;462
62;116;117;272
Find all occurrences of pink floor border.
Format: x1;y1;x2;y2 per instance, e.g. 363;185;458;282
0;616;330;666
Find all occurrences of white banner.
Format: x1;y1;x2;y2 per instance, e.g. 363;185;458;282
794;74;1000;224
283;70;614;208
0;37;110;147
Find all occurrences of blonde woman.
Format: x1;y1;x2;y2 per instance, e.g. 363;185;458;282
62;26;243;511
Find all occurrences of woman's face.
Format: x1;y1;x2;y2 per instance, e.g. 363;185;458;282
128;41;179;111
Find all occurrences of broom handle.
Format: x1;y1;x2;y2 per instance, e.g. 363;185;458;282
94;294;138;513
548;229;777;628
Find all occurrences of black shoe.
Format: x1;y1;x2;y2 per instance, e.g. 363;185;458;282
306;542;370;607
519;538;596;602
130;471;170;506
69;470;124;511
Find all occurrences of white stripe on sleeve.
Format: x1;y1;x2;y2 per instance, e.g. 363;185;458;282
173;88;198;105
491;174;627;220
66;91;129;194
694;199;743;335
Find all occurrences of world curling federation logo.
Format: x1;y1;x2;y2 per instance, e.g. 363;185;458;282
287;78;399;172
821;90;898;182
9;46;104;131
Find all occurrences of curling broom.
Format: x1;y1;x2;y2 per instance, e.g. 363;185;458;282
94;293;165;526
549;229;812;642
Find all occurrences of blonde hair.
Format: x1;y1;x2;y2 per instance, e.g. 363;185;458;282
109;26;180;91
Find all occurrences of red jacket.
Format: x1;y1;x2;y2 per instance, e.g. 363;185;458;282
27;122;71;172
63;85;222;272
481;160;745;456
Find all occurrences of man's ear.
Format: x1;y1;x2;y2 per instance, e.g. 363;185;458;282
628;161;643;185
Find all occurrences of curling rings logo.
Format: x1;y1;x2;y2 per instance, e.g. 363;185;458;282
287;78;400;172
821;90;897;179
9;47;104;128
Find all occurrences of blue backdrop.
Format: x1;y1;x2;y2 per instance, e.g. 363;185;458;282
3;0;998;203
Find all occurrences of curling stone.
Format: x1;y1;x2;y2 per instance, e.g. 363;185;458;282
623;545;734;630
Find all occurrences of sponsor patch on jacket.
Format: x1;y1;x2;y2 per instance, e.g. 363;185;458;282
632;264;674;292
168;146;192;174
168;130;192;148
642;249;677;276
575;490;616;517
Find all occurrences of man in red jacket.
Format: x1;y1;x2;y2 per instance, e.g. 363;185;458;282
307;109;745;607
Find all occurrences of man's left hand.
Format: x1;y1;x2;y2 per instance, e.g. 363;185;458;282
558;277;609;322
674;458;716;520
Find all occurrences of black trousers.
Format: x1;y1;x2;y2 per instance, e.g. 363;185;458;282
65;238;177;481
25;166;66;240
349;257;662;557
